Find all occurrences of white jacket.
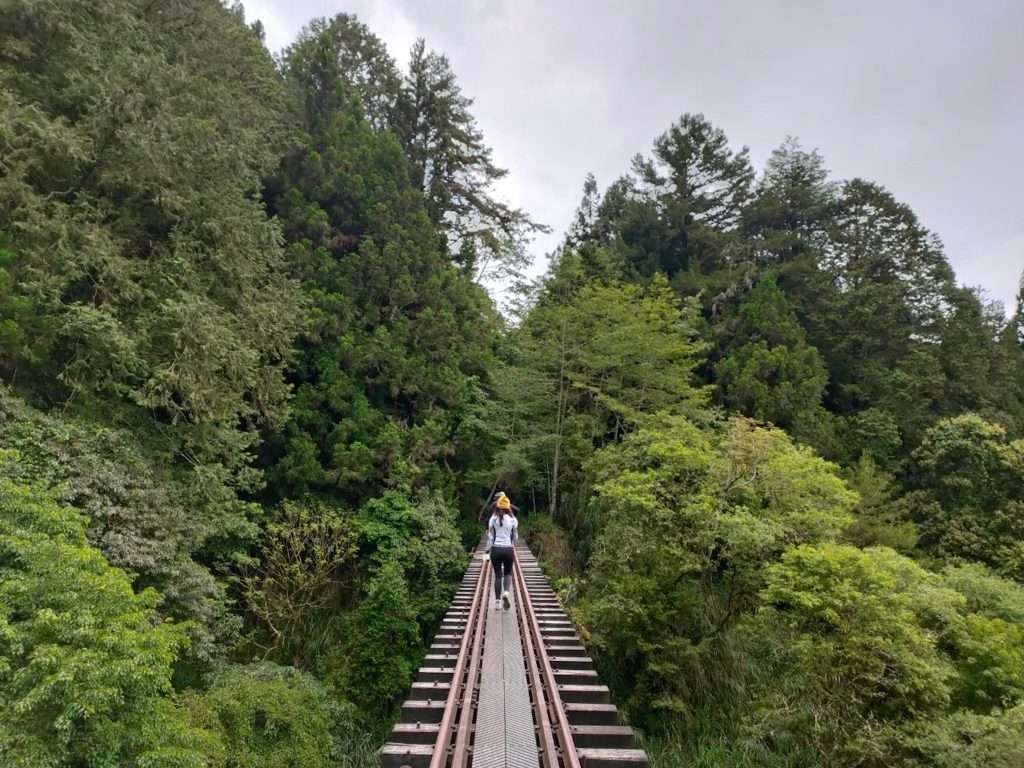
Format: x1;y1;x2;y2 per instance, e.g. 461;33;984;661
487;513;518;548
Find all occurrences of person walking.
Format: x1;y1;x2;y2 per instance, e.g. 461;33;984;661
485;494;518;610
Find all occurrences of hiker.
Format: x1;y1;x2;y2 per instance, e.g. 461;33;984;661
485;494;518;610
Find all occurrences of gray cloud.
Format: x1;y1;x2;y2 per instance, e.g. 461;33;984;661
246;0;1024;312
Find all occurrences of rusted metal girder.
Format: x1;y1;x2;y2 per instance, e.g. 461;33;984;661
451;559;491;766
513;551;558;768
513;552;582;768
429;554;489;768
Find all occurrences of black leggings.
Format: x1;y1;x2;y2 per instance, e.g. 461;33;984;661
489;546;514;599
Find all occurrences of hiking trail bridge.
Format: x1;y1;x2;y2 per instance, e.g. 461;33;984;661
380;541;648;768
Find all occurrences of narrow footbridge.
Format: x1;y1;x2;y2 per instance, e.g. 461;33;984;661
380;541;648;768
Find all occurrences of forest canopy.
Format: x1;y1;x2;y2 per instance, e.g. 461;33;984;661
1;2;1022;767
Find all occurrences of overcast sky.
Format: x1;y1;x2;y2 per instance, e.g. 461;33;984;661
245;0;1023;313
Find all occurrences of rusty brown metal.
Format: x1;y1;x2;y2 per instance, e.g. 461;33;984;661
513;551;558;768
429;552;489;768
513;548;583;768
384;543;647;768
451;559;491;767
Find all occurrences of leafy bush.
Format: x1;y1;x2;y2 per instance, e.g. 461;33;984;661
185;662;375;768
0;386;248;675
910;415;1024;580
353;491;467;636
939;564;1024;711
581;416;856;724
744;545;1024;765
894;705;1024;768
842;455;919;554
338;561;421;721
243;500;357;667
0;457;204;767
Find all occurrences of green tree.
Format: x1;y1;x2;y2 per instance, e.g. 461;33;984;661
605;114;754;295
809;180;956;447
942;563;1024;624
949;614;1024;711
738;137;838;361
896;706;1024;768
910;415;1024;581
745;545;1024;765
282;14;402;132
344;561;420;719
842;455;918;554
0;233;48;374
565;173;604;249
351;491;467;635
941;564;1024;711
397;39;545;281
0;385;251;677
281;17;545;283
0;0;303;472
581;417;856;724
747;544;961;765
185;663;358;768
938;287;1024;428
715;274;828;431
263;86;496;503
845;406;904;466
242;501;357;668
507;274;709;524
0;456;204;767
743;137;836;266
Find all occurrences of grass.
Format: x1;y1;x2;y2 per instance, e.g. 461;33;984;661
639;722;819;768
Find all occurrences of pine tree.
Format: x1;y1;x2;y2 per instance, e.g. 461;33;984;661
282;14;402;132
565;173;602;248
639;113;755;231
589;114;753;305
281;23;545;283
395;39;546;281
740;138;837;323
810;180;957;445
995;273;1024;427
560;175;620;282
265;61;496;503
744;137;836;264
715;275;828;430
938;287;1023;425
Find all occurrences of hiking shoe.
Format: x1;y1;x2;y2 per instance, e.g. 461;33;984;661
495;599;502;610
501;590;511;610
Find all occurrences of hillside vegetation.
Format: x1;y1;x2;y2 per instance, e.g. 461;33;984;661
1;3;1022;767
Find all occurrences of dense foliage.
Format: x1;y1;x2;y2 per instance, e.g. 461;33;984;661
0;455;201;767
1;2;1022;767
0;2;503;765
512;114;1024;767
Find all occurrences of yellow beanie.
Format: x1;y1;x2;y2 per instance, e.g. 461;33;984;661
497;495;511;511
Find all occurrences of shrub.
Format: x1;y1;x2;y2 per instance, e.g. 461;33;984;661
0;456;202;766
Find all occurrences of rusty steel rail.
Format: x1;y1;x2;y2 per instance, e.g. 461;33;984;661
429;552;490;768
513;551;582;768
382;542;647;768
451;555;491;767
512;552;558;768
